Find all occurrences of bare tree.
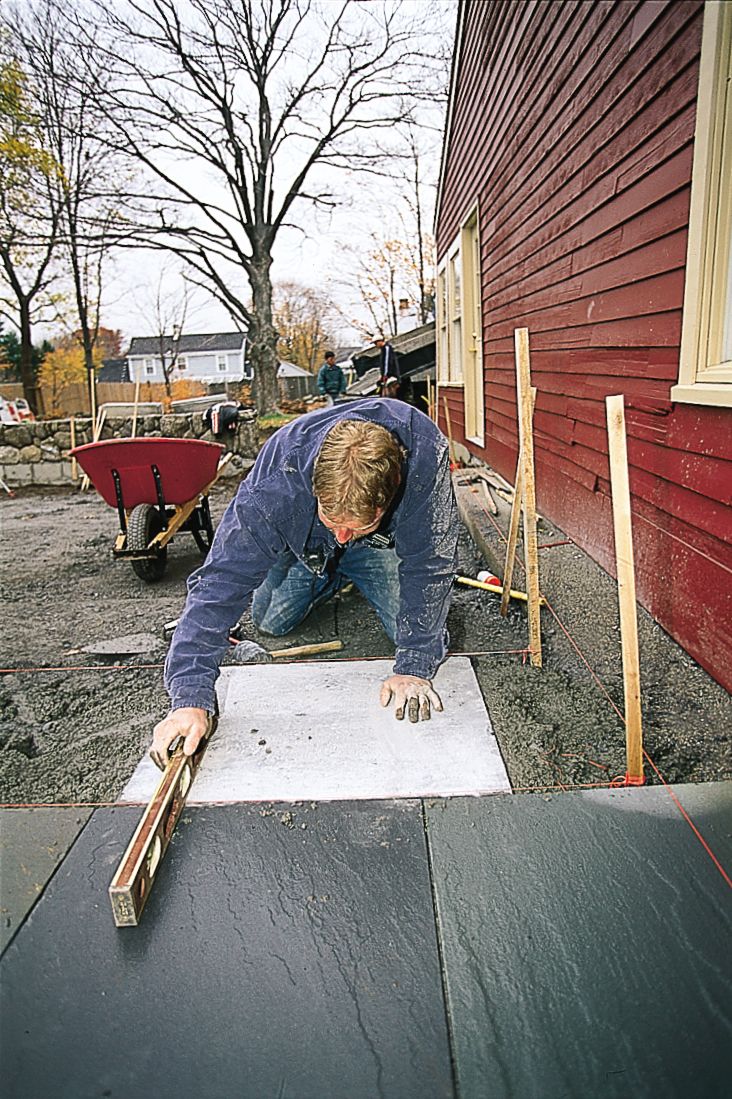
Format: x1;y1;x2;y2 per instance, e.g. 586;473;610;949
7;0;140;416
0;50;63;412
80;0;445;414
132;266;192;400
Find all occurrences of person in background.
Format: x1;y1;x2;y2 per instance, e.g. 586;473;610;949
150;398;459;769
317;350;347;405
374;335;400;396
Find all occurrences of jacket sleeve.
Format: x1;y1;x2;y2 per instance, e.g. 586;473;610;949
392;440;459;680
316;365;326;394
163;485;286;713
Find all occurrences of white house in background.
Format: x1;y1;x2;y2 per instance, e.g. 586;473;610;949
126;331;249;383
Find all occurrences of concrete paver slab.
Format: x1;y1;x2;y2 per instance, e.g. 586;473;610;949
426;782;732;1099
1;800;454;1099
0;807;91;954
121;657;509;803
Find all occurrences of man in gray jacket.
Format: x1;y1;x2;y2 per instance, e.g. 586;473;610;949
151;398;459;768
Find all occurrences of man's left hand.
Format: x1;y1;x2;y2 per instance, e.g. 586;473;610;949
380;675;442;722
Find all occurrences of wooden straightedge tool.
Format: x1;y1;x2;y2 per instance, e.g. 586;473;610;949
109;714;216;927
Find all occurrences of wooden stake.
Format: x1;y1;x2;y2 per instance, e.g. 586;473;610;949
442;395;456;466
606;394;644;783
131;376;142;437
69;416;78;482
500;387;536;616
514;330;542;666
80;407;107;492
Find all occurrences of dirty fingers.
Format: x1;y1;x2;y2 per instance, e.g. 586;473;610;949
150;706;210;770
379;674;442;723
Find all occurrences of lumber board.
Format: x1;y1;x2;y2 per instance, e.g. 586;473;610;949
606;394;644;781
514;332;542;666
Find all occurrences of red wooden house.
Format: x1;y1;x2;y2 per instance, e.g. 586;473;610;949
435;0;732;692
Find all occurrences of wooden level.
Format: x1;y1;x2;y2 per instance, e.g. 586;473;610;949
109;715;216;927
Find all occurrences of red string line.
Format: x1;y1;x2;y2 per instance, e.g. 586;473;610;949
0;648;533;675
466;489;732;888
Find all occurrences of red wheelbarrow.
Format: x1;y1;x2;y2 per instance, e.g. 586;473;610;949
70;437;232;581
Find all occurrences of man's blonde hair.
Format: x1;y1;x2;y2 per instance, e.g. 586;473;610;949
313;420;402;522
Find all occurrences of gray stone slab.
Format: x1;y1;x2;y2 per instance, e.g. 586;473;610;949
121;657;510;803
0;807;91;954
1;801;454;1099
426;782;732;1099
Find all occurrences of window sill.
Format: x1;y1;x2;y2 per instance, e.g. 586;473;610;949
670;383;732;408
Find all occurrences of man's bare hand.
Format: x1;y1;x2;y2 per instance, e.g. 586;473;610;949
379;675;443;722
150;707;210;771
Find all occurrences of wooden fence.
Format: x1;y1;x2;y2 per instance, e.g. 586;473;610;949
0;380;216;418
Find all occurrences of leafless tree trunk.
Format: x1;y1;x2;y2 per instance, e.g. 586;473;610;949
78;0;444;415
7;0;140;415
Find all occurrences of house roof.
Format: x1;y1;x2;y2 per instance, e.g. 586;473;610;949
127;332;246;356
353;323;435;364
97;358;129;382
335;346;363;363
277;360;312;377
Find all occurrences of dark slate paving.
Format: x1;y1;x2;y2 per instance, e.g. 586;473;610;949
0;807;92;954
1;800;453;1099
427;782;732;1099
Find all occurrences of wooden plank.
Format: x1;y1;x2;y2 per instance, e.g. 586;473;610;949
515;330;542;667
501;386;536;616
606;394;644;783
69;416;78;483
109;714;217;926
442;394;456;465
80;408;107;493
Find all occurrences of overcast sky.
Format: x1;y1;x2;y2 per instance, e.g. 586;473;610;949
91;1;455;351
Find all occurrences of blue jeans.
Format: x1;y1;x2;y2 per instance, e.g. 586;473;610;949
251;544;400;641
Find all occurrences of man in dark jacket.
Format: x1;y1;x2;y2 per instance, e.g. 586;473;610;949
316;351;347;404
151;398;459;767
374;335;400;396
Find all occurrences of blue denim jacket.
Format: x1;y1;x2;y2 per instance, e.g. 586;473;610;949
164;398;459;712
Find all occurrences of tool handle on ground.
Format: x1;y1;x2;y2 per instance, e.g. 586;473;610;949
456;574;546;605
109;713;217;927
269;639;344;659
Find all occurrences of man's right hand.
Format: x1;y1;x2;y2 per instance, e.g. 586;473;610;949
150;707;210;771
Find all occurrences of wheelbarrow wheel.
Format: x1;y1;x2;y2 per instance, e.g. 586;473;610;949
128;503;168;582
191;495;214;557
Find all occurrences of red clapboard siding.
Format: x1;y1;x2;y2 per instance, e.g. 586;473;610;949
436;0;732;691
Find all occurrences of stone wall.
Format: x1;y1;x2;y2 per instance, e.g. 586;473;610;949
0;411;260;489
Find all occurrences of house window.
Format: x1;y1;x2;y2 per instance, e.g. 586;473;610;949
217;355;228;373
449;251;463;383
144;359;155;376
461;208;484;445
177;356;188;372
436;270;449;382
672;0;732;407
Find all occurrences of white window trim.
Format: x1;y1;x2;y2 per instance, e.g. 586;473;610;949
460;206;485;446
672;0;732;408
436;266;451;385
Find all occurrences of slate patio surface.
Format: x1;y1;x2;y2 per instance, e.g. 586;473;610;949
1;782;730;1099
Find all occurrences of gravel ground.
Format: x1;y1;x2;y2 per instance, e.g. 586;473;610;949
0;477;730;804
